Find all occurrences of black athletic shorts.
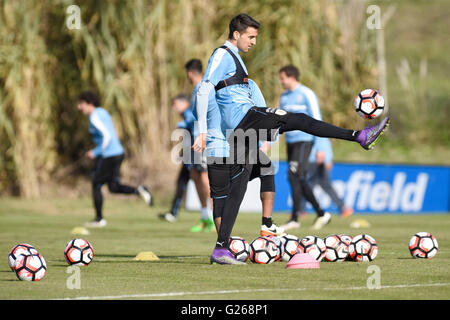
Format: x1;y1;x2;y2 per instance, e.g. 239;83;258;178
207;157;248;199
287;141;314;177
92;154;124;185
249;149;275;181
227;106;290;164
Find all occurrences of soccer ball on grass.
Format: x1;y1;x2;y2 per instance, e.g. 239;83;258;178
249;236;281;264
298;235;327;262
348;234;378;262
64;238;94;266
409;232;438;259
14;253;47;281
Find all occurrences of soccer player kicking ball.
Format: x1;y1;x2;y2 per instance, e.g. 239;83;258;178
193;14;389;264
77;91;153;228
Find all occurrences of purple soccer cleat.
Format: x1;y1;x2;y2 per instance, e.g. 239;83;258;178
355;117;390;150
210;247;245;265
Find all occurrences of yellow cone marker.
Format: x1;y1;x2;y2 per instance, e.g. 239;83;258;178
134;251;160;261
350;219;371;229
71;227;90;235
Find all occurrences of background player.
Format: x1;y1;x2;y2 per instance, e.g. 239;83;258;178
77;91;153;228
278;64;331;231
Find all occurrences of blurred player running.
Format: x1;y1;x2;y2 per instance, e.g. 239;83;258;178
77;91;153;228
278;65;331;231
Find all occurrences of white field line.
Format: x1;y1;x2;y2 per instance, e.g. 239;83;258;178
55;282;450;300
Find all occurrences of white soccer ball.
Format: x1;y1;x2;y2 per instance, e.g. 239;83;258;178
249;236;281;264
228;236;250;262
64;238;94;266
280;234;300;262
14;253;47;281
8;243;38;271
323;234;348;262
298;235;327;262
354;89;385;119
348;234;378;262
409;232;438;259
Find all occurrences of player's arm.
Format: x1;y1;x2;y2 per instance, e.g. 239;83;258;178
193;81;214;149
192;48;229;152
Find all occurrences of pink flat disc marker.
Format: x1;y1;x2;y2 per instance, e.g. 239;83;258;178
286;253;320;269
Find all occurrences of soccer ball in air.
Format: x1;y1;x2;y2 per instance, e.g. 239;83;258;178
64;238;94;266
323;234;349;262
354;89;385;119
228;236;250;262
298;236;327;262
280;234;301;262
348;234;378;262
8;243;38;271
409;232;438;259
14;253;47;281
249;236;281;264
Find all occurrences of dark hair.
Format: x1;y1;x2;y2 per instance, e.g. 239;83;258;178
172;93;190;103
228;13;260;40
185;59;202;73
279;65;300;81
78;91;100;107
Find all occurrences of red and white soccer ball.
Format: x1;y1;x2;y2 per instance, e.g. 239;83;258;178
340;234;354;261
64;238;94;266
14;253;47;282
228;236;250;262
8;243;38;271
280;234;301;262
249;236;281;264
409;232;438;259
265;235;284;262
298;236;327;262
323;234;349;262
339;234;353;247
354;89;385;119
348;234;378;262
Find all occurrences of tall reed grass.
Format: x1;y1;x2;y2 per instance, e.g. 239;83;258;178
0;0;379;196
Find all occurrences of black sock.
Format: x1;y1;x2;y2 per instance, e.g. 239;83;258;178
215;241;227;248
280;113;356;141
216;168;250;246
262;216;272;227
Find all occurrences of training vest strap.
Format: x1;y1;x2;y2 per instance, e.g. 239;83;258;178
215;45;249;92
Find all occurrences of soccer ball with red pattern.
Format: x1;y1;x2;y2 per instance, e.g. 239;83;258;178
298;236;327;262
409;232;438;259
8;243;38;271
323;234;349;262
340;234;354;261
64;238;94;266
14;253;47;281
249;236;281;264
228;236;250;262
354;89;385;119
280;234;301;262
348;234;378;262
265;235;284;262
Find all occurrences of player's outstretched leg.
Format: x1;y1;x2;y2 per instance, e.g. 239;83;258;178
355;117;390;150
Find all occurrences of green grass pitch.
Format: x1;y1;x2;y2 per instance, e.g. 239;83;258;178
0;197;449;300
